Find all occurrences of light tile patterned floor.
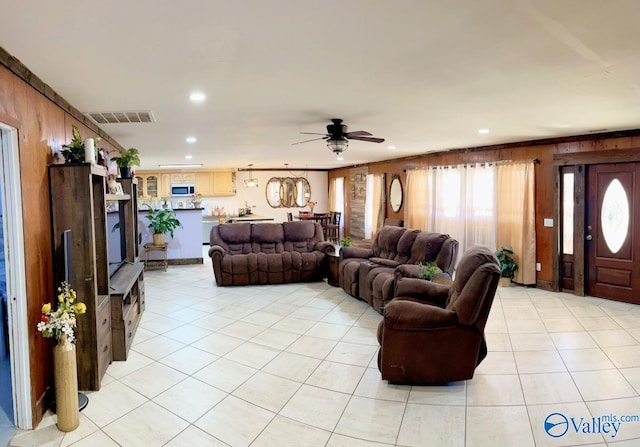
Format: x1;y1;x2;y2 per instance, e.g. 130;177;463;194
10;252;640;446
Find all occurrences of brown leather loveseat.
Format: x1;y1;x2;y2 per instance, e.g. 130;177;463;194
377;246;500;384
338;226;458;313
209;221;332;286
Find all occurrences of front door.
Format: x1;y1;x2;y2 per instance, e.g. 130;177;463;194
586;163;640;303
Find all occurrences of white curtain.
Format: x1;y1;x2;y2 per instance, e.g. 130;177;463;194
402;164;499;264
364;174;384;239
405;169;428;230
496;162;536;285
332;177;345;233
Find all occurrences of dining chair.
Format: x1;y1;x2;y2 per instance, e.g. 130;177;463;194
287;212;293;222
313;213;330;238
326;211;341;243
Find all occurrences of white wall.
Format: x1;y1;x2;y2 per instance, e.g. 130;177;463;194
200;170;328;222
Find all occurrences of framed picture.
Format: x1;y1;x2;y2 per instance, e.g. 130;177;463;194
112;182;124;195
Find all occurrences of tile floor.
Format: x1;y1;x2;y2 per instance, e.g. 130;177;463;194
9;253;640;447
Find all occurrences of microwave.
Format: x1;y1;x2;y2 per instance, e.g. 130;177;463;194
171;183;195;196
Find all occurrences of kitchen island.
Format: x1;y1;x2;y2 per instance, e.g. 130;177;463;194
139;208;204;265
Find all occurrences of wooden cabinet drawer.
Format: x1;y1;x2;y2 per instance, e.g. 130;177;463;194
96;297;112;377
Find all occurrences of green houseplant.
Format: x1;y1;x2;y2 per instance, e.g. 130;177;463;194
418;261;442;281
339;237;352;247
145;206;182;245
495;245;518;284
60;125;85;164
111;147;140;178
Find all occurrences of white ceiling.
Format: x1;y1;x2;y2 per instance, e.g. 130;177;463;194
2;0;640;170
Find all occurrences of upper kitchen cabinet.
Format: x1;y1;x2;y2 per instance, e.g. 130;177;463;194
160;173;171;197
171;173;196;184
195;172;214;196
135;173;159;198
137;170;236;196
212;171;236;196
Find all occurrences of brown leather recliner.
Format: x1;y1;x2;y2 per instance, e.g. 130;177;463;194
377;246;500;384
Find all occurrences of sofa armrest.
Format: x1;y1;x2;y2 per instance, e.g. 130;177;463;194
384;299;458;330
395;264;422;279
394;277;450;307
369;257;400;268
208;244;226;259
315;241;333;253
341;246;373;260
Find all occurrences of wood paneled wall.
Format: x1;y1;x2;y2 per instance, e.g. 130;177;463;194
328;133;640;287
0;58;120;427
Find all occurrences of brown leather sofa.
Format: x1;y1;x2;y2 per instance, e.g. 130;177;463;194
208;221;332;286
377;246;500;384
338;226;458;313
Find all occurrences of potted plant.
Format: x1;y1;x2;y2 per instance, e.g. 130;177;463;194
495;245;518;286
418;261;442;281
339;237;352;247
145;206;182;245
60;125;85;164
111;147;140;179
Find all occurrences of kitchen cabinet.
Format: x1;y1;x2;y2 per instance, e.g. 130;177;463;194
160;173;171;197
195;172;214;196
137;170;236;196
170;173;195;184
213;171;236;195
136;173;159;198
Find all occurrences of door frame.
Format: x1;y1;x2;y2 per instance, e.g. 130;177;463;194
553;148;640;297
0;123;32;429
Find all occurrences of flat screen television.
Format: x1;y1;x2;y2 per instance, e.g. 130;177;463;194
107;208;127;276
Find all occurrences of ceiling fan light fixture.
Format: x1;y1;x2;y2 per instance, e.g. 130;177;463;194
327;138;348;154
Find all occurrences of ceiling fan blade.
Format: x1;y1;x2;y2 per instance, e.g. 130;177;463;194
291;137;327;145
299;132;329;136
349;136;385;143
345;130;372;137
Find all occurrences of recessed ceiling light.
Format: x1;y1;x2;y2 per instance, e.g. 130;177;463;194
186;136;197;144
478;128;490;134
185;155;193;160
336;155;344;161
189;91;206;103
387;145;396;151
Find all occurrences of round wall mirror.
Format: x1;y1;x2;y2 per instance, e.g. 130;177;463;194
389;175;403;212
265;177;312;208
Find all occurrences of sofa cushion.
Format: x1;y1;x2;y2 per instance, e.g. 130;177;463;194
283;221;322;252
410;232;448;264
392;229;419;263
252;223;285;254
371;226;407;259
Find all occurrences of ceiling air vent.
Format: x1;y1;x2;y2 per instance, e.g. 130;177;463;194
85;111;155;124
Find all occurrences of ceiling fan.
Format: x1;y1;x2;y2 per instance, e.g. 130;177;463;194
293;118;385;154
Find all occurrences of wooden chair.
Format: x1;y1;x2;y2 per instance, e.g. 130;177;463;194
313;213;330;238
287;212;293;222
326;211;341;243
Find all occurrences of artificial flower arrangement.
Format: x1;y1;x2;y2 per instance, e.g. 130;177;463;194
307;200;317;208
191;192;203;202
36;282;87;343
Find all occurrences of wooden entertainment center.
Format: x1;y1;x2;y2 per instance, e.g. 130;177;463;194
49;165;145;391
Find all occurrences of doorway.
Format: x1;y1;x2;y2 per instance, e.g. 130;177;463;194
0;123;30;433
0;128;15;443
559;160;640;303
586;163;640;303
